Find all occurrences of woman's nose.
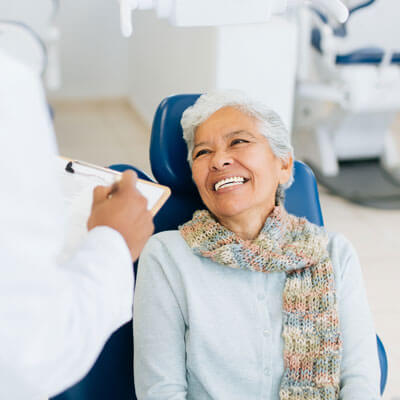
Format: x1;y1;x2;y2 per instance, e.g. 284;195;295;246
210;151;233;171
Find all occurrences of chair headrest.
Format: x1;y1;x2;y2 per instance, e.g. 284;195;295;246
150;94;200;193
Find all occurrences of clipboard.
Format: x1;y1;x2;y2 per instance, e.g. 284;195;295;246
58;156;171;216
55;156;170;263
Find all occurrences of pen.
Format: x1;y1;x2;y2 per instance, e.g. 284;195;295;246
107;181;121;199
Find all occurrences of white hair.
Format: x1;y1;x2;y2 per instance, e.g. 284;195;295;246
181;91;294;203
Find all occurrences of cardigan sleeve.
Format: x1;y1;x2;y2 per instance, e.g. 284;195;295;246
332;234;381;400
134;236;188;400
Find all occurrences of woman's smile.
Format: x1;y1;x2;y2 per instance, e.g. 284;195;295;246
213;176;249;192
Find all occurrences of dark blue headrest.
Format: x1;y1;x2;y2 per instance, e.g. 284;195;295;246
150;94;200;193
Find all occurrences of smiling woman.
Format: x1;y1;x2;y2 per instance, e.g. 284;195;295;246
184;101;293;240
133;91;381;400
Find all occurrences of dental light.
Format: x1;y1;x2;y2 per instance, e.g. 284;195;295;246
119;0;348;37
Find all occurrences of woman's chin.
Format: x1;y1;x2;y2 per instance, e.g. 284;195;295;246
211;204;250;221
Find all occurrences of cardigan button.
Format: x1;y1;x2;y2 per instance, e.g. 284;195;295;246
264;368;271;376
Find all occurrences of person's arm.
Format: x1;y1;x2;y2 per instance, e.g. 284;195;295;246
0;226;135;399
134;237;188;400
0;51;153;399
332;235;381;399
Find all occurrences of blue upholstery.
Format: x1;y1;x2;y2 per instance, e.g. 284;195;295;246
51;320;135;400
335;49;400;65
150;94;200;192
377;335;388;394
311;0;400;65
109;163;154;181
311;28;400;64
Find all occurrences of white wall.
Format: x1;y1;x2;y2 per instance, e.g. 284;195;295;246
3;1;298;127
128;11;218;123
54;0;130;98
128;12;298;129
126;12;297;129
216;19;298;131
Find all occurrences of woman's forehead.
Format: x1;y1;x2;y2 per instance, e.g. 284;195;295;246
201;106;253;124
194;130;258;149
195;107;260;141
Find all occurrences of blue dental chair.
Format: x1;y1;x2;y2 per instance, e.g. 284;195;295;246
150;94;388;394
51;94;388;400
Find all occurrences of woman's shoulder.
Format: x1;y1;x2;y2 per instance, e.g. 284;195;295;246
327;232;356;261
145;230;187;249
326;231;361;284
141;230;193;263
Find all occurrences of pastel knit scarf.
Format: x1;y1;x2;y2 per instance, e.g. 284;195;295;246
179;206;341;400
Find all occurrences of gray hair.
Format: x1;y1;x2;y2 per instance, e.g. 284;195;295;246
181;90;294;205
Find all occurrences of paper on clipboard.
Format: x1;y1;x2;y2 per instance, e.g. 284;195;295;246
55;156;170;263
58;156;170;215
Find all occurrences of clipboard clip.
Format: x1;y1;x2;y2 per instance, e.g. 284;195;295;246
65;160;121;185
65;161;75;173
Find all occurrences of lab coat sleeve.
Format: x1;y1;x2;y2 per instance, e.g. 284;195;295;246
0;51;134;399
134;237;188;400
45;226;134;396
333;235;381;399
0;226;134;400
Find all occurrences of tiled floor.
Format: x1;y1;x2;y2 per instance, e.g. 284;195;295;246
52;99;400;399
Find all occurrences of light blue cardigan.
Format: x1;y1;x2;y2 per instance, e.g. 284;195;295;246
134;230;380;400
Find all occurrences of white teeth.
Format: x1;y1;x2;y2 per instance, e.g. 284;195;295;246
214;176;245;191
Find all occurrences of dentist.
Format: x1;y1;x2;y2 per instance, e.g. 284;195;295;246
0;50;153;399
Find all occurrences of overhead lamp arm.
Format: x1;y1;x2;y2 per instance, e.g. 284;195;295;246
118;0;348;38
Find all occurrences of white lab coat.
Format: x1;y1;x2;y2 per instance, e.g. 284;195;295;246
0;51;134;399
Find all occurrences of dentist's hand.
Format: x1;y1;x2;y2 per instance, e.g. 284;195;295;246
87;170;154;262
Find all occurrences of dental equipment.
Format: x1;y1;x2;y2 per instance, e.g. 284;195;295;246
119;0;348;37
294;0;400;208
0;20;47;77
0;0;61;89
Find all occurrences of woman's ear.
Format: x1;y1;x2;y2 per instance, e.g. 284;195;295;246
279;155;294;185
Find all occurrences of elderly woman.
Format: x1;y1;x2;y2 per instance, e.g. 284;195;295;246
133;92;380;400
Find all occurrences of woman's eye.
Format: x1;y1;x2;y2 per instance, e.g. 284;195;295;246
231;139;248;146
193;149;210;159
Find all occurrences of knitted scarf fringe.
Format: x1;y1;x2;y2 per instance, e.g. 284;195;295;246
179;206;341;400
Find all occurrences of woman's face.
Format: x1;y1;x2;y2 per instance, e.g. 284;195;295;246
191;106;292;222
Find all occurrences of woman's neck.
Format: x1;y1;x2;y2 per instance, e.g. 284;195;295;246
217;205;276;240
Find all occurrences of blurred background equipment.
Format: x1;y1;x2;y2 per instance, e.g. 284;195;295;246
118;0;348;37
0;0;61;89
294;0;400;209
